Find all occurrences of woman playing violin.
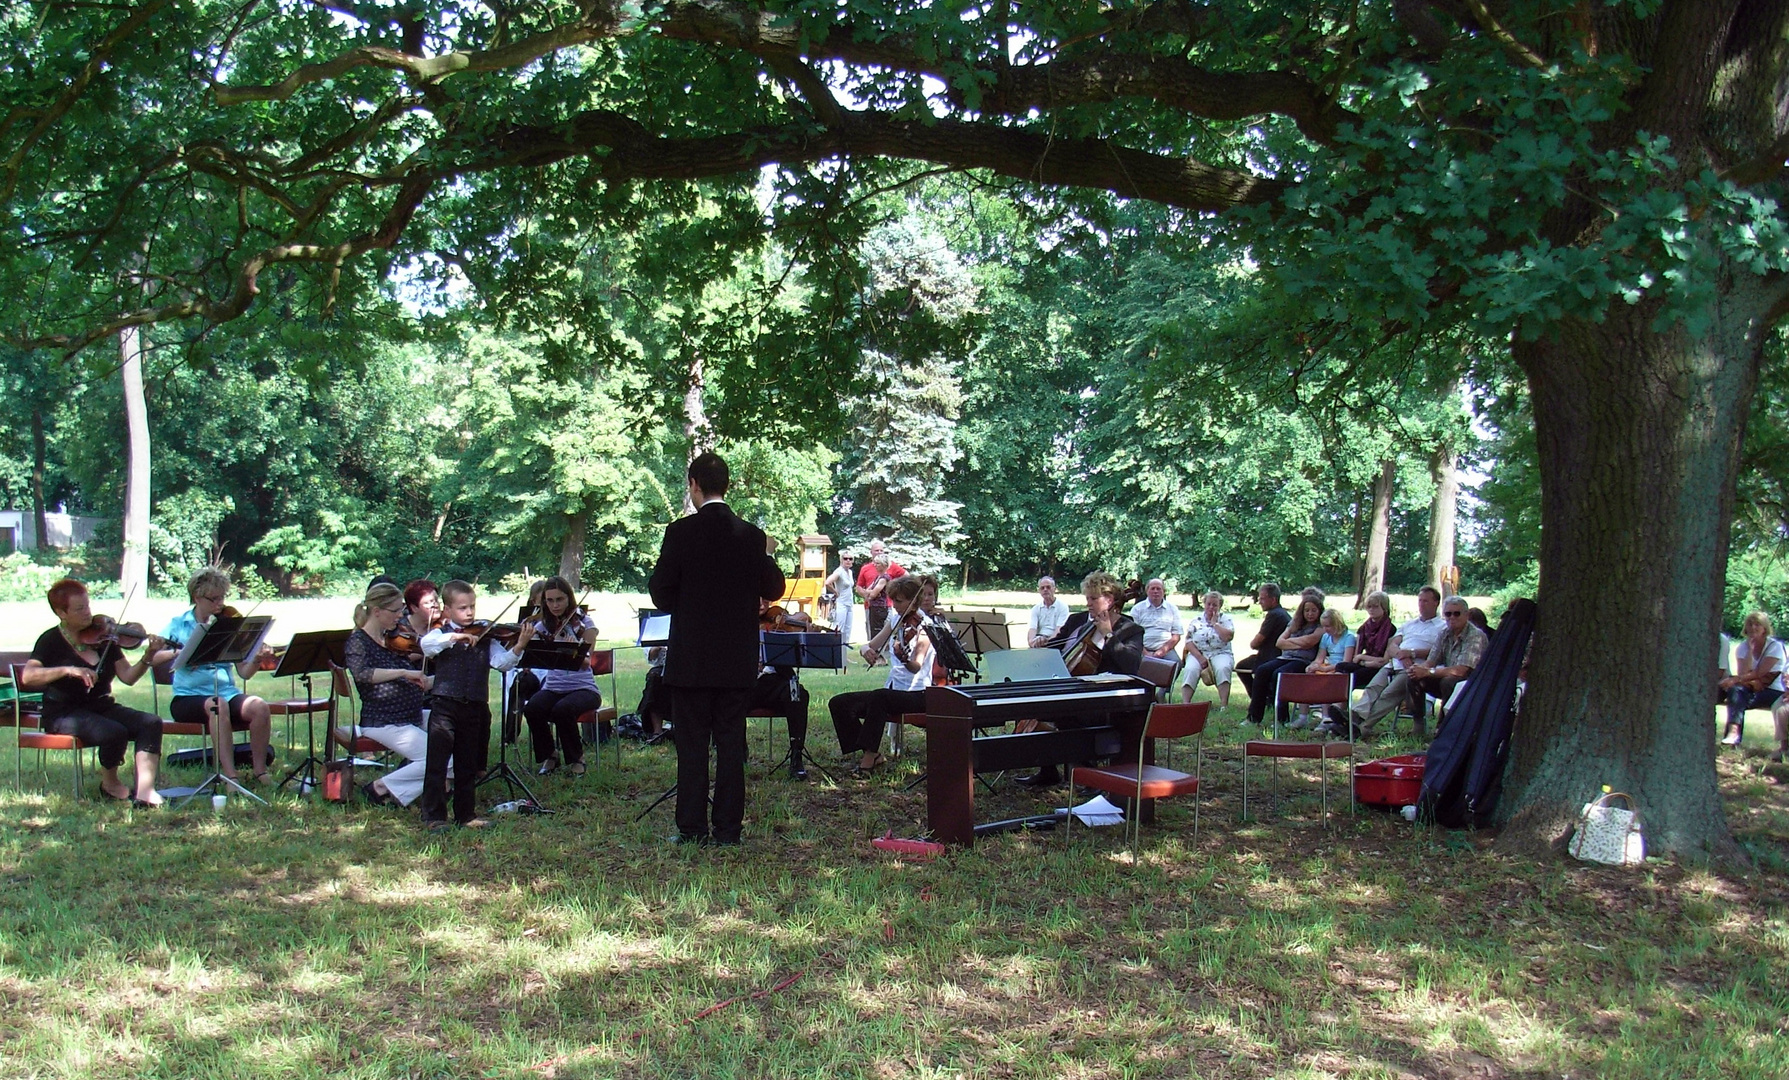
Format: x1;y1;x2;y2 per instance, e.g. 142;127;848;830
828;575;937;776
149;567;277;786
341;582;432;807
18;578;169;806
521;575;600;777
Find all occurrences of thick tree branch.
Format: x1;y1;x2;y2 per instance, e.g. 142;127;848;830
15;172;436;356
478;110;1282;212
214;11;623;104
1;0;170;205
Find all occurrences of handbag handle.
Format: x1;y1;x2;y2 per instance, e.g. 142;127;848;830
1590;791;1636;812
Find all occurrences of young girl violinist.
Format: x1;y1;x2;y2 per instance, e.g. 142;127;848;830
521;575;601;777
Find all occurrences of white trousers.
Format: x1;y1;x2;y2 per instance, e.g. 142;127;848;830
355;722;449;807
1180;650;1235;688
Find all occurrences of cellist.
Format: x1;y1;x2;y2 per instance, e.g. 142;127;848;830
1020;571;1146;788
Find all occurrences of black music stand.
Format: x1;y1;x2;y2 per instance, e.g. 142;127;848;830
170;615;275;807
760;630;841;782
276;629;352;795
926;622;979;681
941;610;1010;681
478;640;586;814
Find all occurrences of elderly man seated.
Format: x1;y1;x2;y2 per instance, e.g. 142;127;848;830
1128;578;1183;660
1404;595;1489;729
1331;586;1447;740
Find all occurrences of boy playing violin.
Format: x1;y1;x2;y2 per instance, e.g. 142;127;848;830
417;580;534;830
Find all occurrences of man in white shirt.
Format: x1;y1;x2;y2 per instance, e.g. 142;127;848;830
1346;586;1447;738
1128;578;1183;659
1027;576;1071;648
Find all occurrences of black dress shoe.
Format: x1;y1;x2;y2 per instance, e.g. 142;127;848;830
709;835;742;847
1013;770;1063;788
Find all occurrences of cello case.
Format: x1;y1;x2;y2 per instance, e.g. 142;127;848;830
1416;598;1537;829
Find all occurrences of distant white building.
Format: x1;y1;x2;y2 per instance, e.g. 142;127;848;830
0;509;105;552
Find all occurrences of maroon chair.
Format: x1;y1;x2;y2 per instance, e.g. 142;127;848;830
8;660;85;797
1070;701;1209;853
1242;672;1354;823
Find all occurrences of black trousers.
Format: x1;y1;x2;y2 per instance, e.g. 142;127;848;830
421;697;490;825
1247;655;1308;724
830;687;924;756
46;703;162;767
748;671;809;745
865;604;890;638
524;687;599;764
669;686;751;842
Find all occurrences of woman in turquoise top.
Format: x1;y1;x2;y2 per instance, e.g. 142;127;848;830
149;567;277;785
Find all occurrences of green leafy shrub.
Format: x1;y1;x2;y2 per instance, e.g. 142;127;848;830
1724;549;1789;635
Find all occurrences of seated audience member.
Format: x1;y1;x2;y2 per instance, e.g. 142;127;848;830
19;578;169;806
1348;586;1447;739
1405;595;1489;727
1250;592;1325;728
1307;609;1357;676
1772;695;1789;763
1233;582;1290;714
1179;590;1236;707
1467;607;1491;635
1128;578;1183;660
1721;611;1784;747
1315;591;1393;733
1027;576;1071;648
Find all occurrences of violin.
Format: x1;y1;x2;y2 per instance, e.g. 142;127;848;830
257;644;290;672
446;619;523;646
760;603;815;633
79;615;152;650
384;612;434;655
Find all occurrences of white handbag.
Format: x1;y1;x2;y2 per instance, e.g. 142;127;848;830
1568;791;1645;866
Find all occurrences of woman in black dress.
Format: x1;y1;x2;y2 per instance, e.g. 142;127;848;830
17;578;168;806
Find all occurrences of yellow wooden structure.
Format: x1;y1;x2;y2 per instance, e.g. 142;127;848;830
778;534;833;613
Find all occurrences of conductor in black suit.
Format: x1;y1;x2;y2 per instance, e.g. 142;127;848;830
648;452;787;844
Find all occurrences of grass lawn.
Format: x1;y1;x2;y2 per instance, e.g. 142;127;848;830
2;598;1786;1078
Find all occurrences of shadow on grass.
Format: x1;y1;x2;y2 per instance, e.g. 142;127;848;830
2;681;1787;1079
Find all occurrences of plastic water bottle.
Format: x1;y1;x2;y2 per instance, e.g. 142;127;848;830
1400;805;1418;822
491;800;522;814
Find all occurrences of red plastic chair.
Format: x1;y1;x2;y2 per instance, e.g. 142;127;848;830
1243;672;1354;823
1069;701;1209;853
574;649;621;771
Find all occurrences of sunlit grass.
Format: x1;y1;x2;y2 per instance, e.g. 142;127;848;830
2;647;1787;1077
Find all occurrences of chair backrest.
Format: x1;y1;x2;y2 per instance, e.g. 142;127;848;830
1276;671;1351;707
1144;701;1209;740
1137;654;1177;690
329;660;353;698
5;662;43;729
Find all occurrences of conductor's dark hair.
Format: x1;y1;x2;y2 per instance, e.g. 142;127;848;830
688;452;730;496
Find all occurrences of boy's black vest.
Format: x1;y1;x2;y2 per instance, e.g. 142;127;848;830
429;637;492;703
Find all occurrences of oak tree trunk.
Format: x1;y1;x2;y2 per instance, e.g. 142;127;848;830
558;508;588;587
119;325;151;601
1499;288;1779;862
1426;445;1457;595
29;407;47;550
1361;459;1394;603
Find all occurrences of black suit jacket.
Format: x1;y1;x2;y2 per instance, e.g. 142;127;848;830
648;501;787;689
1050;612;1146;676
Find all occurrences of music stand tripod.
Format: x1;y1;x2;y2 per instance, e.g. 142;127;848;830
760;629;843;782
476;639;586;814
276;629;352;795
171;614;276;808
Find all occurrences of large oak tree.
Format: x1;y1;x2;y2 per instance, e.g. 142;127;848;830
5;1;1786;858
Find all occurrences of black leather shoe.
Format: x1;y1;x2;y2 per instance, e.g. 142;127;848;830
709;835;742;846
1013;770;1063;788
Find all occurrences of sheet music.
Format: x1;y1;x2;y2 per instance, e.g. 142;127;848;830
172;616;275;672
638;614;671;645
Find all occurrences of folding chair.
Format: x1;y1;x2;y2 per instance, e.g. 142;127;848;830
576;648;622;771
1069;701;1208;854
9;662;85;797
1243;672;1354;823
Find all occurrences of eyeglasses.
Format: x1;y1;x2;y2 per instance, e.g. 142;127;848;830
1444;611;1465;619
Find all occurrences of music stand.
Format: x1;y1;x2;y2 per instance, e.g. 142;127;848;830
760;630;841;782
940;609;1010;681
171;615;275;807
275;629;352;795
925;622;979;681
477;639;587;813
